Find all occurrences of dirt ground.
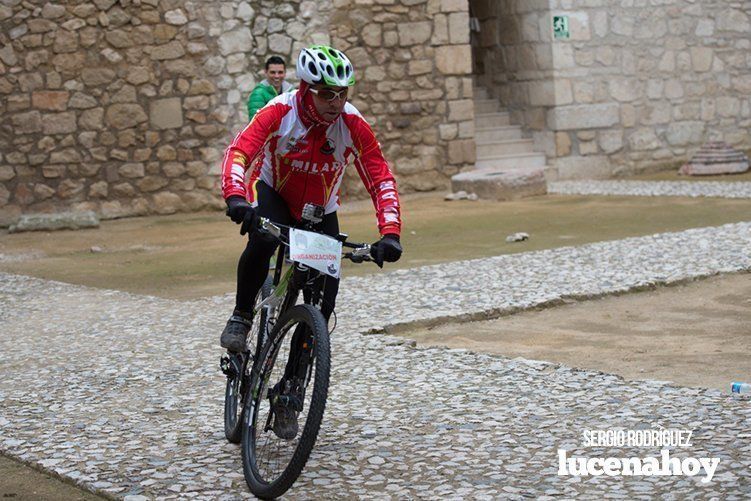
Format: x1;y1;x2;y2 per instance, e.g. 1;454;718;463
0;455;106;500
1;192;750;299
402;272;751;392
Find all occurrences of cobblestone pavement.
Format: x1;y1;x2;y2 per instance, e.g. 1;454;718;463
1;222;751;499
549;180;751;199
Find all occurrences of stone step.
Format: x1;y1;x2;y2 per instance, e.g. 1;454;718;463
451;167;548;201
473;86;489;99
473;98;500;114
475;126;523;142
475;152;547;170
475;112;511;128
476;138;535;157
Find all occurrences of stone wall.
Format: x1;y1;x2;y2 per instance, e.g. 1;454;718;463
0;0;229;227
471;0;751;179
328;0;476;199
0;0;475;227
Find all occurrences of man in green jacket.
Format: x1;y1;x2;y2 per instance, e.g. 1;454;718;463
246;56;294;119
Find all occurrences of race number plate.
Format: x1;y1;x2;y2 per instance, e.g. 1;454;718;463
289;228;343;279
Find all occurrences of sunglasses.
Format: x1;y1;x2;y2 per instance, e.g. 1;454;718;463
310;87;348;102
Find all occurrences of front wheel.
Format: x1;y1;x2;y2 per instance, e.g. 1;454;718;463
241;304;330;499
224;275;273;444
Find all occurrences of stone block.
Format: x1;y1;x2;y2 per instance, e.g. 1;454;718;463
608;77;640;102
152;191;183;214
628;128;661;151
42;112;77;134
598;130;624;154
50;149;82;164
447;99;473;121
447;139;475;164
555;132;571;156
89;181;108;199
137;176;169;192
547;103;620;130
436;45;472;75
119;163;145;179
717;8;751;32
408;59;433;76
690;47;713;72
150;98;183;130
529;81;555;106
440;123;458;140
33;184;56;200
11;111;42;134
451;167;547;201
567;11;591;41
441;0;466;12
448;12;469;44
665;121;705;146
81;68;116;86
106;104;147;129
31;91;69;111
0;166;15;181
163;162;186;177
362;24;382;47
398;22;432;46
268;33;292;54
579;141;598;155
431;14;449;45
9;211;99;233
664;79;684;99
553;155;611;180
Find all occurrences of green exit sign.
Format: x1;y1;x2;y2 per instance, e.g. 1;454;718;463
553;15;570;39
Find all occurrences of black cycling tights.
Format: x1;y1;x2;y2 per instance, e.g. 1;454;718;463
235;181;340;321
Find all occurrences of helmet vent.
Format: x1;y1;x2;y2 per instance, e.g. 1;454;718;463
326;65;334;76
336;65;344;78
316;52;326;60
308;62;318;75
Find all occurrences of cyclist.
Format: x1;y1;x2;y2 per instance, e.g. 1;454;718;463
219;46;403;436
246;55;294;119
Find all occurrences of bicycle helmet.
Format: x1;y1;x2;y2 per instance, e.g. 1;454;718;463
296;45;355;87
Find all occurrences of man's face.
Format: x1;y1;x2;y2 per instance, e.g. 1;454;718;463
265;63;286;87
310;85;348;122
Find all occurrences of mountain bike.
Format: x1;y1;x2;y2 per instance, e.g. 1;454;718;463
221;203;372;499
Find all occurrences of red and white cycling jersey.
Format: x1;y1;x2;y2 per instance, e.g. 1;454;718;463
220;91;401;237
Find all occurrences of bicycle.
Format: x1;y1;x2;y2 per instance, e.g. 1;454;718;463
220;203;373;499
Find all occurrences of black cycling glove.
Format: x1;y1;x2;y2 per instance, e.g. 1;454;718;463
370;234;402;268
225;196;256;235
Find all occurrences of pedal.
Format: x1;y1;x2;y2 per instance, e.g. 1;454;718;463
220;355;232;376
220;353;244;378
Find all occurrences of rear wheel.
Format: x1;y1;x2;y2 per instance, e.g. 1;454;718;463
241;304;330;499
224;275;273;443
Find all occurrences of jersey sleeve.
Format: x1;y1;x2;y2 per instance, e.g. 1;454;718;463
345;113;402;237
220;102;289;201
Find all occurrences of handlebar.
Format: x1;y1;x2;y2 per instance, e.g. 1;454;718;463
258;217;372;263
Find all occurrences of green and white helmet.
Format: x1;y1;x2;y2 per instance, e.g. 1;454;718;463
296;45;355;87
